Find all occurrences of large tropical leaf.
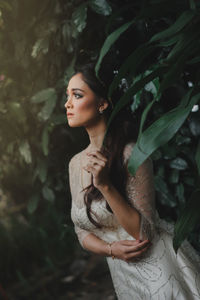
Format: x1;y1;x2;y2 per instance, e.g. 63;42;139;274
150;10;195;43
108;44;156;98
95;19;135;79
127;90;200;175
103;67;166;141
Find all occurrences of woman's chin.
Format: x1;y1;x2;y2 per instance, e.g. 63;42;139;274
67;120;82;127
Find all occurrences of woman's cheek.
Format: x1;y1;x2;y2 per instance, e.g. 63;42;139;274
77;100;97;116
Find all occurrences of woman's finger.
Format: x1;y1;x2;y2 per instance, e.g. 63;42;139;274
86;156;106;167
86;150;107;162
83;165;96;174
125;240;151;253
120;240;139;246
126;245;151;261
120;239;149;246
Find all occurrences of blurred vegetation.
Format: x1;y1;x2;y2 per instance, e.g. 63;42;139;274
0;0;200;298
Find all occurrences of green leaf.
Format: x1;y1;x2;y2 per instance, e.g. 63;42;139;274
187;56;200;64
169;170;179;184
165;29;200;63
154;176;176;207
189;0;196;10
150;10;195;43
31;37;49;58
159;38;199;95
19;141;32;164
173;189;200;253
27;194;40;214
175;183;185;204
72;3;88;33
42;126;49;156
169;158;188;170
37;161;47;183
31;88;57;103
131;89;142;112
38;96;57;121
108;45;156;98
176;135;191;146
127;90;200;175
144;76;160;97
8;102;26;124
158;34;180;47
62;22;73;53
104;67;166;139
89;0;112;16
189;117;200;136
42;186;55;202
95;20;135;78
139;98;156;139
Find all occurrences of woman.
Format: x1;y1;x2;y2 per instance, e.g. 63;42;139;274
66;63;200;299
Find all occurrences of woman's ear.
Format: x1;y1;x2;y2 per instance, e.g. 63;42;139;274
99;97;109;111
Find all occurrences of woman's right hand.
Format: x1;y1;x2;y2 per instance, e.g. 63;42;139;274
110;239;151;262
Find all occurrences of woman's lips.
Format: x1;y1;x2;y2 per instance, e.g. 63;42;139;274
67;113;74;117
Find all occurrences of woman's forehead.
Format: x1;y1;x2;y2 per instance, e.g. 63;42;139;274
67;73;88;91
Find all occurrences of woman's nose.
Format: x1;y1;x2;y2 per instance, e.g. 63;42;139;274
64;96;72;109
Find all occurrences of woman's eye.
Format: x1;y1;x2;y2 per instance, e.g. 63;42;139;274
74;93;83;99
65;93;83;100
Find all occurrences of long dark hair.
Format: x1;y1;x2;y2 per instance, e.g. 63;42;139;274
73;62;139;228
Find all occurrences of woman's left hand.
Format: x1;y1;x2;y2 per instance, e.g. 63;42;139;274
83;150;111;190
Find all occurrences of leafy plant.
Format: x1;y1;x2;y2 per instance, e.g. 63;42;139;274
97;0;200;252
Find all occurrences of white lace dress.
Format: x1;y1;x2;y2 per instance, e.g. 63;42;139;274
68;142;200;300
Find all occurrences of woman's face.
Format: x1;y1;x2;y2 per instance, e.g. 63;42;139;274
65;72;105;127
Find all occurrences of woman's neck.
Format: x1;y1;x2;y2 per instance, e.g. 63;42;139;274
85;119;107;149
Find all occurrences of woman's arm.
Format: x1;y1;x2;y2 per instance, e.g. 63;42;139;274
98;184;141;240
85;145;156;242
81;231;151;261
81;232;111;256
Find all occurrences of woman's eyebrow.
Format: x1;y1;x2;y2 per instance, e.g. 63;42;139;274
66;88;85;93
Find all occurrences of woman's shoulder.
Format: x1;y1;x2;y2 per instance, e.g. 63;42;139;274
122;140;153;166
68;148;85;170
122;141;136;162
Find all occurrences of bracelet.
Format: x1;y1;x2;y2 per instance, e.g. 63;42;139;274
107;242;115;259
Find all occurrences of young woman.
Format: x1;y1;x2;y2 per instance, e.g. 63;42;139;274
66;63;200;299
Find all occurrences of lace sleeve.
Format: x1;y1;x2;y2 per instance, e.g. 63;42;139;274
123;142;156;242
74;224;92;249
68;156;92;249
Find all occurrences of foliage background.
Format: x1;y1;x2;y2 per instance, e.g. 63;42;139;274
0;0;200;298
